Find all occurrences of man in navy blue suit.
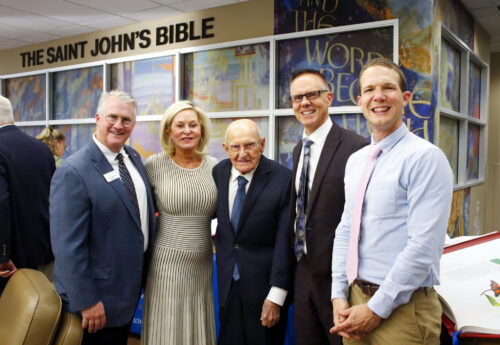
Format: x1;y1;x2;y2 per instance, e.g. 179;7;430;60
213;119;293;345
50;91;155;345
0;95;55;289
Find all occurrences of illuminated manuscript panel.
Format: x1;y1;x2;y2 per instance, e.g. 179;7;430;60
53;66;103;120
111;56;176;116
466;124;480;180
438;116;459;184
5;74;46;122
54;123;95;158
440;40;461;112
277;27;393;108
276;114;369;169
183;43;270;112
468;62;481;119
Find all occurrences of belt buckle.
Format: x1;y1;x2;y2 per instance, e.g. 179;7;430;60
355;279;379;297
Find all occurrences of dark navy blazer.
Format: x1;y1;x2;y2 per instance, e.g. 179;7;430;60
213;155;293;309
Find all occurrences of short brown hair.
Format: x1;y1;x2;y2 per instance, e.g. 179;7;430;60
290;68;329;88
357;58;407;95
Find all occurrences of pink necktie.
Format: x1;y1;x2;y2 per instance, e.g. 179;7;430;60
346;145;382;285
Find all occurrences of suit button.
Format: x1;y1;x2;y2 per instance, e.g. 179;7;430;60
234;244;239;249
139;267;143;272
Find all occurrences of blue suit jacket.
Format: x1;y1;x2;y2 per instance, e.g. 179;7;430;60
212;155;293;308
50;140;155;327
0;125;55;268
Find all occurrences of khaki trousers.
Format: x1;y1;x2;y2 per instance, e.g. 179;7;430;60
343;283;442;345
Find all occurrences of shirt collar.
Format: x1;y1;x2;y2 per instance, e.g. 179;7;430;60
230;164;258;184
302;117;332;145
371;123;408;154
93;134;127;161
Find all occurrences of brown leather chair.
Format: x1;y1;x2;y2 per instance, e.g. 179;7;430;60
0;268;83;345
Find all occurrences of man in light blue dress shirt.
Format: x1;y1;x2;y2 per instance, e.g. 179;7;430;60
330;58;453;345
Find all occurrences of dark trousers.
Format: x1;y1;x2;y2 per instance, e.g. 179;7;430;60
82;324;130;345
218;280;288;345
294;256;342;345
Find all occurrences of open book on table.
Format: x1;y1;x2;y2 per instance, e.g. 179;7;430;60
435;231;500;337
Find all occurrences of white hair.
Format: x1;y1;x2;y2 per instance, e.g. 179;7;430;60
0;96;14;125
96;90;137;116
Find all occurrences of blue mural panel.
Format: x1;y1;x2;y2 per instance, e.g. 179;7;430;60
54;124;95;158
5;74;46;122
53;66;103;120
468;62;481;119
440;39;461;113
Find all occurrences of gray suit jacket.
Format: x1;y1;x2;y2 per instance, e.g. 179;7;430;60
50;140;155;327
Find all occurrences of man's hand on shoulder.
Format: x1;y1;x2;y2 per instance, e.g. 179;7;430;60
260;299;280;328
81;301;106;333
330;302;382;340
0;260;17;278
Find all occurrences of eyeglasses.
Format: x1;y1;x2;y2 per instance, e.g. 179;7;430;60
289;90;328;104
103;114;135;127
227;141;259;153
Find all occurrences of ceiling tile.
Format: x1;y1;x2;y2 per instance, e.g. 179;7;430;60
17;32;62;44
0;22;37;39
168;0;237;12
81;15;136;30
0;38;31;50
65;0;159;14
0;0;110;24
123;6;183;22
56;25;97;37
0;6;71;30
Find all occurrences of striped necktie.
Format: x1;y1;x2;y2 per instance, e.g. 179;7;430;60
116;153;140;218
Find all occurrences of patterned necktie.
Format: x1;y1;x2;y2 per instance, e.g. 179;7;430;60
294;138;312;262
116;153;140;218
231;175;248;232
346;145;382;284
231;175;247;280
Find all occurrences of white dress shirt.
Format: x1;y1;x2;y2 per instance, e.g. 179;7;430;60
294;117;332;254
93;135;149;251
228;165;288;306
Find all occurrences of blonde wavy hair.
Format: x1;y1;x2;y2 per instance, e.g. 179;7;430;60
160;100;210;156
36;127;65;155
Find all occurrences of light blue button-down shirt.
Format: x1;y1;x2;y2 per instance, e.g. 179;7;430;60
331;123;453;318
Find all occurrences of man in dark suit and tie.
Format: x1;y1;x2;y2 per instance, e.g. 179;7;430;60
213;119;293;345
289;69;368;345
50;90;156;345
0;95;56;289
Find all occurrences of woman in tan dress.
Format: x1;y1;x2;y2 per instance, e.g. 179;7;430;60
142;100;217;345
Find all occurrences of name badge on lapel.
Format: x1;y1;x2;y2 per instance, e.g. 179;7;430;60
104;170;120;183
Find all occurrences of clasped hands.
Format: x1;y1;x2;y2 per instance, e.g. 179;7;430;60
330;298;382;340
